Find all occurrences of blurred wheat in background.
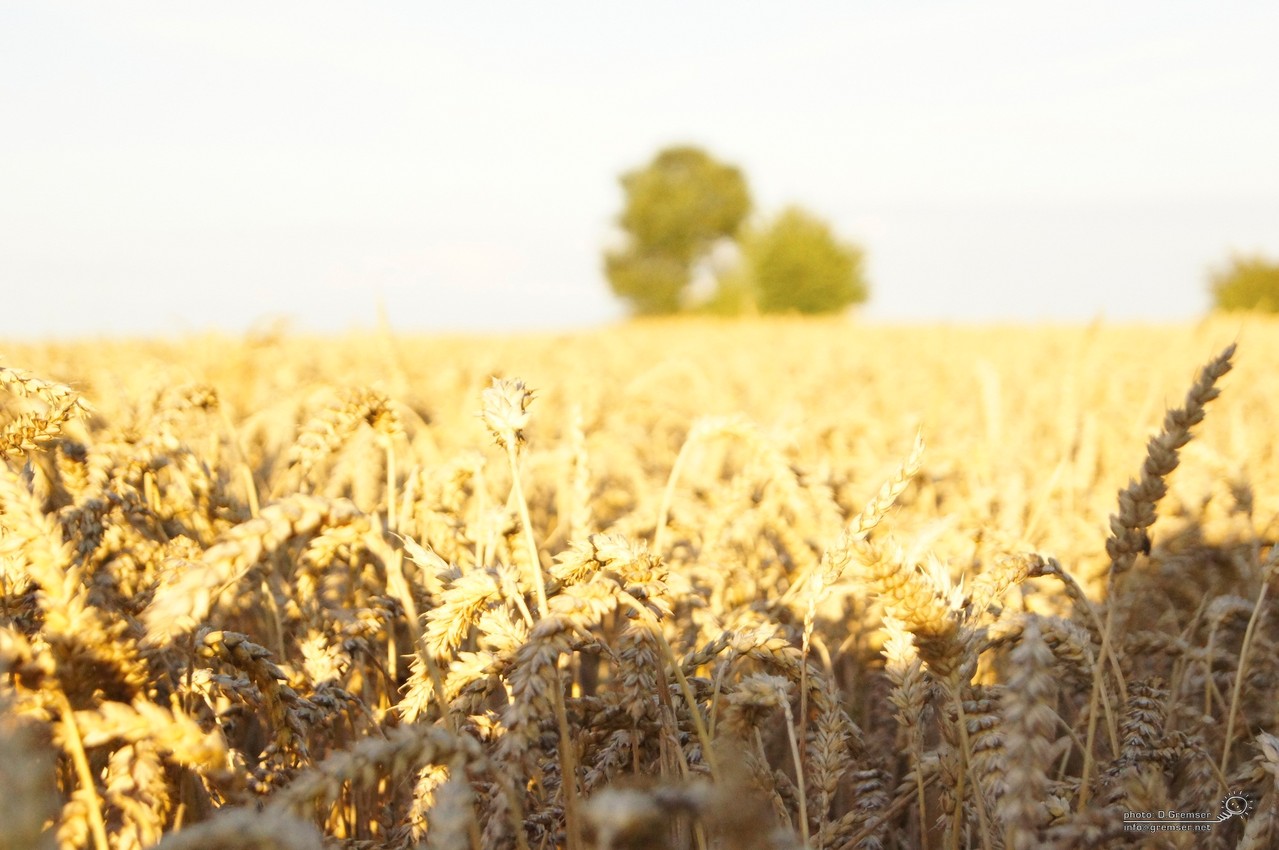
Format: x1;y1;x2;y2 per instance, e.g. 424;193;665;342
3;318;1279;849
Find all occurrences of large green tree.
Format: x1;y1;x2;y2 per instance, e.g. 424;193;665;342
1209;253;1279;313
730;206;869;315
605;146;751;315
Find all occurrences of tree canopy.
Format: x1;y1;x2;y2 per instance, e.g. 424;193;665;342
603;145;869;318
734;207;869;315
605;146;751;315
1209;253;1279;313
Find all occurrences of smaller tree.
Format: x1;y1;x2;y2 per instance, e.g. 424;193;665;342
1209;253;1279;313
727;207;868;315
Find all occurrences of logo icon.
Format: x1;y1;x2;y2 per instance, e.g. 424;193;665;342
1218;793;1255;822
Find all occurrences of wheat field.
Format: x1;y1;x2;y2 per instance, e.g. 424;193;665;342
3;317;1279;850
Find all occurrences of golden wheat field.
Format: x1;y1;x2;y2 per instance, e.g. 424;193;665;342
3;317;1279;850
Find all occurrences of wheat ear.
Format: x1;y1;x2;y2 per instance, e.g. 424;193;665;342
1080;342;1235;808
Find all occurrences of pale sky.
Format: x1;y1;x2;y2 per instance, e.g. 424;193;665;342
3;2;1278;337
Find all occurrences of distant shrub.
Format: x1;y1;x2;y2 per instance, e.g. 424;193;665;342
728;206;869;315
1209;253;1279;313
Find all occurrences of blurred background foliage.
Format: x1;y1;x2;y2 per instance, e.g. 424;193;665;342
734;206;868;316
1209;253;1279;313
608;146;1279;323
605;145;868;318
604;146;751;316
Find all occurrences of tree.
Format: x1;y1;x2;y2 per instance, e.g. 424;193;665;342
728;206;868;315
1209;253;1279;313
605;146;751;315
603;250;688;316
